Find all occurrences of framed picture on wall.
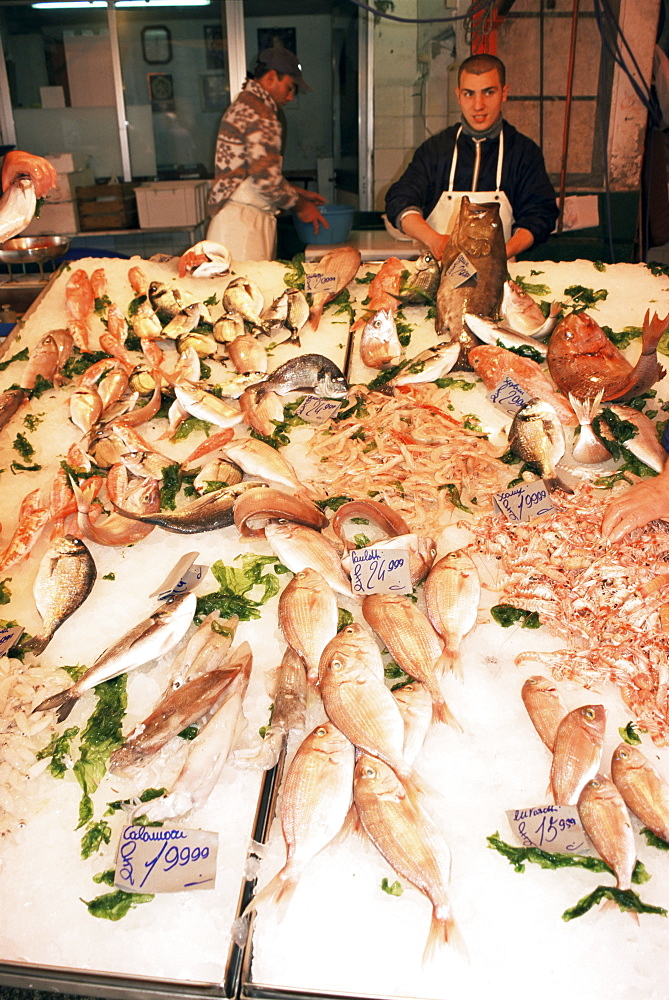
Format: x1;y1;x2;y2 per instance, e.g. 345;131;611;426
142;25;172;65
148;73;175;113
204;25;226;71
256;27;296;56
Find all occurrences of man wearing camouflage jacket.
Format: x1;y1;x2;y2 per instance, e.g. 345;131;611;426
206;48;326;261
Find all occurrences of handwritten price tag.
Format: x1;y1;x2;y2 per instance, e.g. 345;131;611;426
493;481;555;522
489;376;533;415
506;804;591;855
0;624;22;657
445;252;477;288
151;552;205;601
114;825;218;894
305;271;338;295
296;395;342;423
350;547;412;595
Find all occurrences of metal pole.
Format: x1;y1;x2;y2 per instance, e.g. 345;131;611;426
358;7;373;212
107;1;132;181
225;0;246;102
557;0;580;233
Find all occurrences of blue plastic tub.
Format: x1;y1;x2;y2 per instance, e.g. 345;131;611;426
292;203;355;245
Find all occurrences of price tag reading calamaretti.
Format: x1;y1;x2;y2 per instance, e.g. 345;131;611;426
493;481;555;522
350;546;412;595
0;624;22;657
445;252;477;288
506;804;591;855
305;270;338;296
489;376;533;415
114;825;218;894
296;395;342;424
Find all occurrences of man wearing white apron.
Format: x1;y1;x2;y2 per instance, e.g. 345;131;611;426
207;48;326;262
385;53;558;261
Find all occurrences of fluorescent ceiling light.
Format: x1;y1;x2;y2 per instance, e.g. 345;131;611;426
33;0;211;7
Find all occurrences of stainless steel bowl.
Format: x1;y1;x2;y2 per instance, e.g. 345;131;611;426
0;235;70;264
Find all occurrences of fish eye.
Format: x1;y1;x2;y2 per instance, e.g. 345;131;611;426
590;778;601;789
617;747;629;759
583;707;596;720
315;726;328;737
361;765;375;777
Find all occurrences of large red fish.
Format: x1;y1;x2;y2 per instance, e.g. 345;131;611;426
546;309;669;402
468;343;578;426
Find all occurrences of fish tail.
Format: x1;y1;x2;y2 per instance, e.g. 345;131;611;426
436;647;463;680
422;904;466;963
544;474;574;496
32;687;77;721
22;632;51;656
432;698;462;732
641;308;669;355
243;868;297;919
307;304;324;330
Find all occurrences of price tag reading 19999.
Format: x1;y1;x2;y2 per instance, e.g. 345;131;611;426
493;480;554;522
114;825;218;894
350;547;412;595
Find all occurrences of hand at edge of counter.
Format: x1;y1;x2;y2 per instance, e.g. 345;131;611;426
1;151;58;199
601;458;669;542
396;211;450;261
294;188;328;235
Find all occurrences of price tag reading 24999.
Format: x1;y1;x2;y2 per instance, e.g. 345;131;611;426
350;547;412;595
493;480;555;522
114;826;218;894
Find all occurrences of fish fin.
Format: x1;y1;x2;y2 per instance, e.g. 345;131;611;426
641;308;669;355
333;803;363;842
436;648;463;680
422;904;466;964
22;632;51;656
432;698;462;732
243;868;297;919
32;687;77;721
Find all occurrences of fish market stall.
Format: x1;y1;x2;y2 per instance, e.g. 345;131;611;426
0;248;668;1000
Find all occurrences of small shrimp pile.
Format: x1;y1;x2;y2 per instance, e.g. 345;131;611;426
468;482;669;744
0;655;58;837
304;384;513;536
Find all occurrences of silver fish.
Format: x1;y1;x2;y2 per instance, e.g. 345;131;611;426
222;276;266;332
285;288;310;345
213;311;245;344
254;353;348;399
261;289;290;330
264;521;356;600
174;383;243;429
399;251;440;305
508;398;574;494
387;344;460;388
501;280;560;339
23;536;97;656
464;313;548;359
360;309;403;370
569;392;611;465
111;481;266;534
0;176;37;242
148;281;183;323
32;591;196;722
606;403;668;474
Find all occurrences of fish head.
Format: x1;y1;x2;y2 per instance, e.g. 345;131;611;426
522;675;559;696
363;308;395;338
575;703;606;740
555;311;608;352
320;372;349;399
354;753;402;799
611;743;646;775
457;200;502;257
578;773;619;806
309;721;352;758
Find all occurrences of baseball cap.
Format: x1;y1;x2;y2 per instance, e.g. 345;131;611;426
257;48;311;91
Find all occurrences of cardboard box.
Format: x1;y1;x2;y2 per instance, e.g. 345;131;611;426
22;200;79;236
49;168;96;204
135;180;210;229
76;182;138;231
45;152;91;173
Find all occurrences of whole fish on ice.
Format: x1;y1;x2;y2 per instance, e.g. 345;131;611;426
508;398;574;494
577;773;636;891
468;344;578;427
611;742;669;843
32;591;196;722
360;309;403;370
550;703;606;805
521;675;566;752
254;353;348;399
23;535;97;656
500;279;560;339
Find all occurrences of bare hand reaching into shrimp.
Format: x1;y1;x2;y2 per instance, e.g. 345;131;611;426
601;460;669;542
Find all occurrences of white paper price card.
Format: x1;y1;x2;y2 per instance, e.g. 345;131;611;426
0;624;22;657
305;270;338;295
151;551;204;601
507;805;591;855
489;376;533;415
493;481;555;522
350;546;412;595
114;825;218;894
445;252;477;288
296;395;343;424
